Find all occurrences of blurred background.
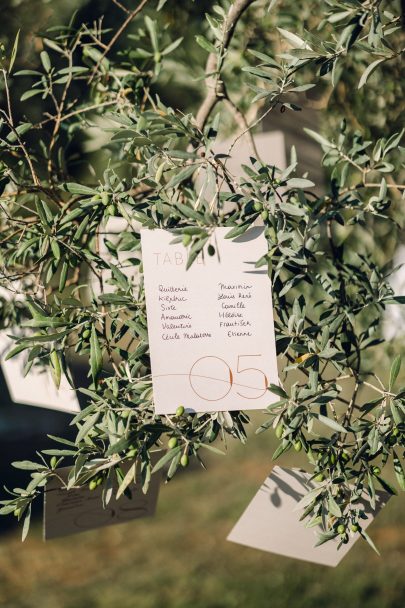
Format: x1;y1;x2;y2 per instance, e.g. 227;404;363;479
0;1;404;607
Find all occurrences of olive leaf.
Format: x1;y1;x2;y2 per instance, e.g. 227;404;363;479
90;325;103;384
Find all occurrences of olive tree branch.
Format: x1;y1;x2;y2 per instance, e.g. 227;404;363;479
111;0;131;15
47;33;84;180
1;69;14;127
0;112;40;187
223;96;260;159
89;0;150;82
195;0;258;131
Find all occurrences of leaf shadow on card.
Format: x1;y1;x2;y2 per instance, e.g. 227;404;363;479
262;468;313;509
227;466;390;567
233;227;264;243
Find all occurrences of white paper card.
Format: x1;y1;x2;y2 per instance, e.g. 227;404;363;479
227;466;389;567
0;285;80;413
141;226;279;414
44;460;161;539
0;333;80;414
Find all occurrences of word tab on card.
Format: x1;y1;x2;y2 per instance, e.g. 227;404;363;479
141;227;279;414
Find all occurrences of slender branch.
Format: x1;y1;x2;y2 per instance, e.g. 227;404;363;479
1;69;14;127
111;0;131;15
0;111;40;187
195;0;257;131
89;0;149;82
47;33;84;179
362;381;395;397
37;98;128;129
223;97;260;159
226;101;277;159
343;380;359;427
365;182;405;190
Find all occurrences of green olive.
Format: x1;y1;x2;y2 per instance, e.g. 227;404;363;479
261;209;269;221
176;405;185;417
350;523;360;532
180;454;189;467
329;453;336;465
337;524;346;535
50;456;57;469
253;202;263;211
89;479;98;491
106;204;115;215
14;507;22;518
96;477;103;486
372;466;381;476
293;439;302;452
341;450;350;462
275;423;283;439
182;234;192;247
101;192;110;206
168;437;178;449
82;329;91;339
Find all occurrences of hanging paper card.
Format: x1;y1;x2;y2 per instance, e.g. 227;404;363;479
0;333;80;413
227;466;389;567
141;226;279;414
0;349;80;413
44;457;161;539
0;287;80;413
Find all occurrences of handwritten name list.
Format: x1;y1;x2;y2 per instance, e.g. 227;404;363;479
141;227;279;414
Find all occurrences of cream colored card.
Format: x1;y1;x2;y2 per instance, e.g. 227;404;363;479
44;459;161;539
0;333;80;414
141;226;279;414
213;131;286;183
196;131;286;206
227;466;389;567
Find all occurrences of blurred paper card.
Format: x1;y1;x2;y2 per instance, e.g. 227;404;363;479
215;131;286;179
44;458;161;539
141;227;279;414
0;285;79;413
196;131;286;208
91;216;142;297
227;466;389;567
0;333;80;414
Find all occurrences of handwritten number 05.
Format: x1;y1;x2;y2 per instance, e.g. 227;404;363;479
188;355;268;401
236;355;268;399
